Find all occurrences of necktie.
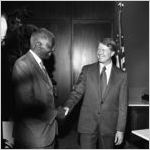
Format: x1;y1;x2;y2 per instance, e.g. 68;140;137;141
40;62;47;75
100;66;107;98
40;62;53;87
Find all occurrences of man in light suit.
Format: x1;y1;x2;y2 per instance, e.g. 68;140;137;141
12;28;64;148
63;38;128;149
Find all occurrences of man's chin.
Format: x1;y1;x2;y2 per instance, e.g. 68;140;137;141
98;59;105;63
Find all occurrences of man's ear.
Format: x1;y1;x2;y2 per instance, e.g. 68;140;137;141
35;42;41;49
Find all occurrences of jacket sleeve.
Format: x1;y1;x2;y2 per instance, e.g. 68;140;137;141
12;60;44;118
116;73;128;132
12;60;33;104
64;66;87;112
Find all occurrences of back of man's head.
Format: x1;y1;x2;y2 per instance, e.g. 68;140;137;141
30;28;55;50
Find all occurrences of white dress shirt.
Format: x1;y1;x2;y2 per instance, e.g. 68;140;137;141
30;49;53;88
29;49;43;69
99;61;112;84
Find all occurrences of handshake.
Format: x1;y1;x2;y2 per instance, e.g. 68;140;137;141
56;106;69;120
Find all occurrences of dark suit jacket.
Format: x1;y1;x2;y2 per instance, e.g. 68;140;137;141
12;51;57;148
65;62;128;136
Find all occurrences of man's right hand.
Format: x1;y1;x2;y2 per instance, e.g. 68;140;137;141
56;106;66;120
64;107;69;116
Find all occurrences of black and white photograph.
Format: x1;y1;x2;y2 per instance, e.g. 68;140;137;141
1;1;149;149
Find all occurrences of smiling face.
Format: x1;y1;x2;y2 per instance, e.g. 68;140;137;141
97;43;115;65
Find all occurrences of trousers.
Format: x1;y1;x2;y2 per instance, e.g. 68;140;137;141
80;133;115;149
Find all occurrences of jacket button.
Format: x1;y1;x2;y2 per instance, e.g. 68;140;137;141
101;101;104;104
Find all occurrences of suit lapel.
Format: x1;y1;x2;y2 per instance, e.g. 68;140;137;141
27;52;52;87
91;62;102;104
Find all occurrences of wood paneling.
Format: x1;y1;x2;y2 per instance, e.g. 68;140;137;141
2;1;72;20
2;1;115;20
72;1;115;20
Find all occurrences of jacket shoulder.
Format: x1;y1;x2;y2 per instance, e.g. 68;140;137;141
82;62;98;70
13;53;32;77
113;65;127;78
14;54;28;69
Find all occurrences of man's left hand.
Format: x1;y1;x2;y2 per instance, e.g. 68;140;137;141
114;131;124;145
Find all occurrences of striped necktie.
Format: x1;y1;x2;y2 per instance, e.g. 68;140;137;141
40;62;53;87
40;62;47;75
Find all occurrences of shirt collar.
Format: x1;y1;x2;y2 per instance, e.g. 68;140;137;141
99;61;112;71
29;49;42;65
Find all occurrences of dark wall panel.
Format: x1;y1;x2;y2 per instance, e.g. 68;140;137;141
122;2;149;89
72;1;115;20
2;1;72;20
2;1;115;20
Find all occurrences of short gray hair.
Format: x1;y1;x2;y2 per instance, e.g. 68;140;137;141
30;28;55;49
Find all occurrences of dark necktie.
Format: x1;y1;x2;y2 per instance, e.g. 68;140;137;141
100;66;107;98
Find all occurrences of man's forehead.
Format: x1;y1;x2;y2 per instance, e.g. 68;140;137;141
38;38;48;42
98;43;108;49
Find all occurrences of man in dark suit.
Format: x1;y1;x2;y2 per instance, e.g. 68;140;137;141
63;38;128;149
12;28;63;148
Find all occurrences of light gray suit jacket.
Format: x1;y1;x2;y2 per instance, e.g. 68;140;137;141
12;51;57;148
